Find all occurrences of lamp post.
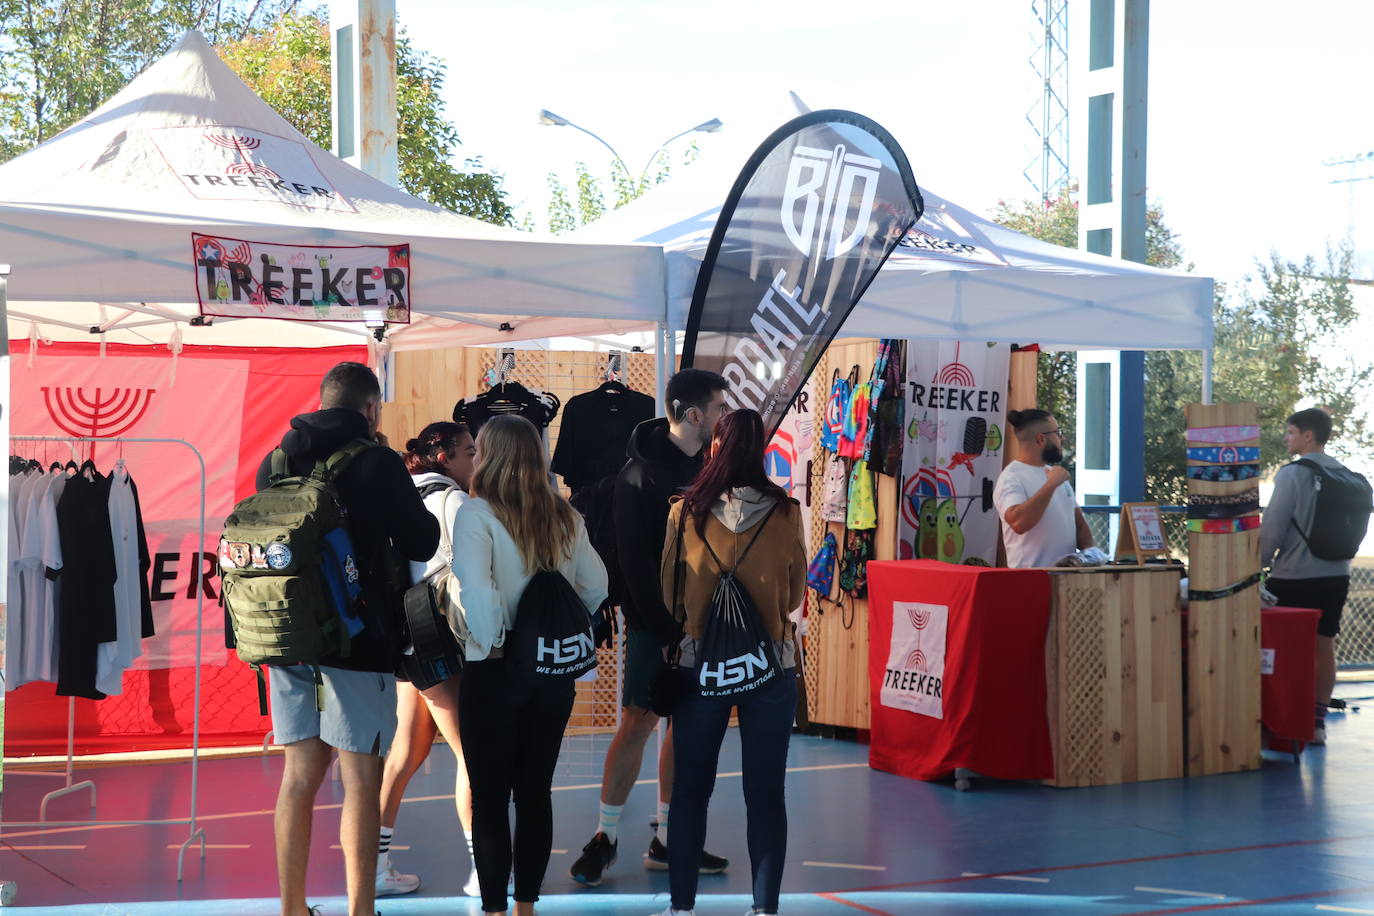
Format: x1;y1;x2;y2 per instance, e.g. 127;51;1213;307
537;109;722;186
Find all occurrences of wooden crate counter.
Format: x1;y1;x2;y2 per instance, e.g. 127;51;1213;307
1045;565;1184;787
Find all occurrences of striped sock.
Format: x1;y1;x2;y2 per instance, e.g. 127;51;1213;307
658;799;671;847
464;830;476;869
378;826;393;864
597;802;624;844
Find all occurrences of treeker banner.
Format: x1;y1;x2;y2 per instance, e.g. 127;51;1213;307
764;390;814;631
898;341;1010;567
680;111;923;436
193;233;411;324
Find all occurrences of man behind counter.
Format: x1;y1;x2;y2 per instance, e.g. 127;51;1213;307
993;409;1094;568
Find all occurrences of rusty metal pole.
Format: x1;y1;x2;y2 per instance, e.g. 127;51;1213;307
330;0;398;187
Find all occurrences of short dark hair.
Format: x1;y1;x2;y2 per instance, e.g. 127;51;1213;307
1007;408;1053;441
666;368;728;421
403;421;472;474
1288;407;1332;445
320;362;381;412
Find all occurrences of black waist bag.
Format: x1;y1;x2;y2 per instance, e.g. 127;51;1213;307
508;568;597;679
694;504;782;701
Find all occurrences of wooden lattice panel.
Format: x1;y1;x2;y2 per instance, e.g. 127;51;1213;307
1059;586;1107;784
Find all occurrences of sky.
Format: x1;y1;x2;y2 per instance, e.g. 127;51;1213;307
393;0;1374;288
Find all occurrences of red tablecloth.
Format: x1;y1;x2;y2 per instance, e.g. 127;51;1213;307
1260;605;1319;746
867;560;1054;781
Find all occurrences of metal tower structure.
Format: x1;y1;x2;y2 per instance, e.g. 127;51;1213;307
1025;0;1071;203
1323;150;1374;237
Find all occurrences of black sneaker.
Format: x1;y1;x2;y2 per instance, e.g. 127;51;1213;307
644;835;729;874
570;832;617;887
1328;698;1348;711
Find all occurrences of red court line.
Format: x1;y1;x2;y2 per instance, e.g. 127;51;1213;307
815;892;897;915
841;832;1374;893
1120;884;1374;914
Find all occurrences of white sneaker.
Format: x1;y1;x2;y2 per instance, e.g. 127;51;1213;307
463;868;481;897
1313;721;1327;745
375;854;420;896
652;908;694;916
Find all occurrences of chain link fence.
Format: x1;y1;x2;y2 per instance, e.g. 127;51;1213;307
1084;507;1374;670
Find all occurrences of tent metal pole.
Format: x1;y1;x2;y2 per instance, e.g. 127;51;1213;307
654;321;668;411
1202;347;1214;404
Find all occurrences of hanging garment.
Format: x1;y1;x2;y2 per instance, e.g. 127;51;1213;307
550;381;655;495
96;463;154;696
835;366;862;458
807;531;838;599
846;459;878;530
837;528;875;599
55;467;118;700
869;340;907;476
820;370;849;453
839;381;871;461
453;381;561;435
820;453;849;523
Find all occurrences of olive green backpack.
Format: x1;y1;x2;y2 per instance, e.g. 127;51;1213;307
220;440;370;713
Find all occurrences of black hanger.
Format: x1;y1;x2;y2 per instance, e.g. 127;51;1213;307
598;378;628;394
64;458;79;473
79;459;99;480
49;461;63;472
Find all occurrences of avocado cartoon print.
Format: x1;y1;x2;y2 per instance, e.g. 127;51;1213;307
937;498;965;563
918;498;940;559
986;423;1002;457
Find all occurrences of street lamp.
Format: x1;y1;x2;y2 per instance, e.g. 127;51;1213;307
537;109;722;185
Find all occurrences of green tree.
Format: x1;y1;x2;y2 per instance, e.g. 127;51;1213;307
0;0;298;161
218;13;512;224
994;188;1372;505
543;143;694;235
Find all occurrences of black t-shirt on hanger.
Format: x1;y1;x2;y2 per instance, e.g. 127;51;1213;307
551;381;656;496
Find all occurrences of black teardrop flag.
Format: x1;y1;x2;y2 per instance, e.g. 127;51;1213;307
680;110;923;436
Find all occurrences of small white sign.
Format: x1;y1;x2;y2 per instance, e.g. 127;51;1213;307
880;601;948;719
1260;648;1276;676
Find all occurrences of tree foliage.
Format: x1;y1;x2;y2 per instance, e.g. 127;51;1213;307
217;13;512;224
543;142;698;234
994;188;1372;505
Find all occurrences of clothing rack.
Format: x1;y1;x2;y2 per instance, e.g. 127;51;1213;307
3;435;208;882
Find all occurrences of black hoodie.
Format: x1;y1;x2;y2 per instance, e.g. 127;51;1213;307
613;418;703;644
251;407;438;673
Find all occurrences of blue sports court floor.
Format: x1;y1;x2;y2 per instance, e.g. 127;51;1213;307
4;682;1374;914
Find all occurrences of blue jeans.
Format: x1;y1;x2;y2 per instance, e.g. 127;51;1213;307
669;666;796;913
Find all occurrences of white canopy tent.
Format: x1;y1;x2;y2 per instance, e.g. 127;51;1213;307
0;32;664;351
576;131;1214;354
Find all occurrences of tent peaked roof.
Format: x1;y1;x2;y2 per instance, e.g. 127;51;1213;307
577;121;1214;352
1;31;663;348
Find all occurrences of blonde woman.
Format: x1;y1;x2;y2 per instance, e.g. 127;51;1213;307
452;415;608;916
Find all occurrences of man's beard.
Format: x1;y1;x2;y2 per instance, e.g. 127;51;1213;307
1042;441;1064;465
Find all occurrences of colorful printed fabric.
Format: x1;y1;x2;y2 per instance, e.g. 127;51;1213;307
846;459;877;530
840;381;872;460
1186;500;1261;520
1185;425;1261;444
820;452;849;523
820;372;849;453
1187;463;1260;482
1188;487;1260;506
807;531;838;598
838;528;875;599
1187;446;1260;464
1186;515;1261;533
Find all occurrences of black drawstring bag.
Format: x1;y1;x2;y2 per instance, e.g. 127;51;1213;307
694;503;782;701
507;568;597;679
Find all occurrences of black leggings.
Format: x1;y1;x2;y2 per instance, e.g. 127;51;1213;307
459;657;575;912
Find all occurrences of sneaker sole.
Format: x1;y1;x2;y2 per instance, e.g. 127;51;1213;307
375;883;421;897
699;863;728;875
644;856;669;871
570;855;616;887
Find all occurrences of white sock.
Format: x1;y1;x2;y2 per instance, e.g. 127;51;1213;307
377;826;394;869
464;829;476;869
598;801;624;843
658;799;671;847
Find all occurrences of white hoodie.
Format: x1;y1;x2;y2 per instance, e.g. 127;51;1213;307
408;471;467;587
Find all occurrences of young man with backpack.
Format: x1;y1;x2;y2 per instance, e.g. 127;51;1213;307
247;362;438;916
569;369;732;887
1261;407;1373;745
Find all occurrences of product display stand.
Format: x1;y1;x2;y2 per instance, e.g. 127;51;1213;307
2;435;209;880
1183;404;1262;776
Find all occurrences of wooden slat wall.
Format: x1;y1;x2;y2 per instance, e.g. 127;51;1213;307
1184;402;1262;776
1046;567;1184;787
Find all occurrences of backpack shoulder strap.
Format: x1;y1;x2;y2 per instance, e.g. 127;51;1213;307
733;502;781;570
1286;458;1325;548
268;448;291;484
314;439;373;483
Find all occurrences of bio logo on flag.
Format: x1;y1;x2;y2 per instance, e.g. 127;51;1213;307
782;144;882;260
881;601;948;719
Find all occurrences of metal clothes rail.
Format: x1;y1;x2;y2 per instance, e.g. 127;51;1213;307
3;435;208;881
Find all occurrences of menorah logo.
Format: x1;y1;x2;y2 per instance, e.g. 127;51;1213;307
933;342;976;387
42;387;157;439
904;647;928;671
904;607;932;671
205;133;280;180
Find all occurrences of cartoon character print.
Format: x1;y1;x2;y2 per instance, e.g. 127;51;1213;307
936;498;965;564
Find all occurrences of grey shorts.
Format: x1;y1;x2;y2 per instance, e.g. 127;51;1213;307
269;665;397;757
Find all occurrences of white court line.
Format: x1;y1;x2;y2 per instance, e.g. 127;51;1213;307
962;871;1050;884
331;844;409;850
1135;886;1227;899
1316;906;1374;915
805;861;887;871
166;844;251;850
0;845;87;851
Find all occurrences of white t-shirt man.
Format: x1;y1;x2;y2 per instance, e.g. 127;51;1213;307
994;460;1080;568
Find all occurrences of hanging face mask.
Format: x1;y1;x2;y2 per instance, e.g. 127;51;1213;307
807;531;838;599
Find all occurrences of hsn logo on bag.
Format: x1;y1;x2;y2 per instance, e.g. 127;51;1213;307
781;144;882;260
699;643;776;696
535;632;594;673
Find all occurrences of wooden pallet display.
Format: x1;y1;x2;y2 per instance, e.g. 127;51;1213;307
381;346;657;731
1045;566;1184;787
1184;401;1262;776
802;339;899;730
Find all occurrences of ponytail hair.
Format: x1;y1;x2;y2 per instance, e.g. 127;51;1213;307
1007;408;1051;431
403;421;471;474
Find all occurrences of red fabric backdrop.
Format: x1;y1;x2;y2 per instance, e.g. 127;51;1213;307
867;560;1055;781
5;340;366;756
